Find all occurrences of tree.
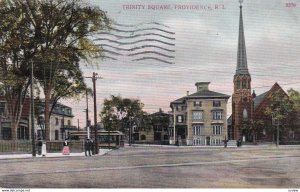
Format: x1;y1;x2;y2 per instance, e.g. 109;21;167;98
100;95;145;133
288;88;300;112
0;0;110;140
265;90;294;146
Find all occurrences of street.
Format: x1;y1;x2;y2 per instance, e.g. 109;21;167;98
0;146;300;188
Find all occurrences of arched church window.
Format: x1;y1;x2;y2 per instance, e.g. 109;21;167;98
242;80;247;89
243;108;248;120
236;80;241;89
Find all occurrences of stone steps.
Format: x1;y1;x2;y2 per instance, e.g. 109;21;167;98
226;140;237;147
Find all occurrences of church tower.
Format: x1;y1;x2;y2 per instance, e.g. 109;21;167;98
232;1;253;140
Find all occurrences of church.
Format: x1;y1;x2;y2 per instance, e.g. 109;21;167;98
229;2;299;144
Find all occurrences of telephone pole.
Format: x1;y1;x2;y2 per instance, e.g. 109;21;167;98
85;72;102;154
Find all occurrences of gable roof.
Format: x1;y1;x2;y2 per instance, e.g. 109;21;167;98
254;82;288;111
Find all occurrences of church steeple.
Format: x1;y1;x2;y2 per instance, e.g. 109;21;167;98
236;0;249;75
231;0;253;141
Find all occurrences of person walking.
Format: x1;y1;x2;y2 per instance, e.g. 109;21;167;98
85;138;91;157
62;139;70;155
90;139;95;155
37;138;43;155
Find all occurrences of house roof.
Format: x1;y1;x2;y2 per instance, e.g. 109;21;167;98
188;90;230;98
170;90;230;107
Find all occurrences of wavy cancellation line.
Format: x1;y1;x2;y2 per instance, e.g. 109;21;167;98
97;32;175;40
113;22;171;29
132;57;174;64
101;49;175;58
100;49;175;59
94;38;175;46
101;54;174;64
96;22;175;64
108;27;175;35
100;49;175;64
96;44;175;53
128;51;175;58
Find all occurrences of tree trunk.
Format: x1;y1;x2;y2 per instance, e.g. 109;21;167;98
277;120;280;146
44;89;51;141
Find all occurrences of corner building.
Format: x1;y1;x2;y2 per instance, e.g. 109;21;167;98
170;82;230;146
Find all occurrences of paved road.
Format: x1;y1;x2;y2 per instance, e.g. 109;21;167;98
0;146;300;188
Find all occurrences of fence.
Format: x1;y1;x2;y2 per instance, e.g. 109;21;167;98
0;140;84;154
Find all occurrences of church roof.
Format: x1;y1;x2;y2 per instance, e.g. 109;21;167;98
236;4;249;75
253;83;287;110
254;91;268;108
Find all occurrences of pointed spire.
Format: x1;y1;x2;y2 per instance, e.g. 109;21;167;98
236;0;249;75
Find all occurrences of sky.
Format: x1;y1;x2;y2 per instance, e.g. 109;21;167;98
63;0;300;128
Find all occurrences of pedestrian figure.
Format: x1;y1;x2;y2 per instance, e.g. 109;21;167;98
62;139;70;155
37;138;43;155
90;139;95;155
42;141;47;157
85;138;91;156
224;139;228;148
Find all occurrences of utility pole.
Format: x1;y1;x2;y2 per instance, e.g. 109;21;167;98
31;60;36;157
86;89;90;139
92;72;99;154
85;72;102;154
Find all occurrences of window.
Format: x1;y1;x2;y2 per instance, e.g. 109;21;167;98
0;102;5;115
212;111;222;120
243;108;248;120
213;138;221;145
177;115;183;123
141;135;146;140
55;130;59;140
68;120;71;126
212;125;222;135
193;137;205;145
236;80;240;89
194;101;202;107
61;119;64;126
213;101;221;107
193;125;203;136
242;80;247;89
192;111;203;121
55;118;59;125
289;130;295;139
163;135;169;140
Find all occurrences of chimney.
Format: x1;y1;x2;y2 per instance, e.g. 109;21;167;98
195;82;210;92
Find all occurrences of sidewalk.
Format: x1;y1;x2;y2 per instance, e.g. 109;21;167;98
0;149;112;160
